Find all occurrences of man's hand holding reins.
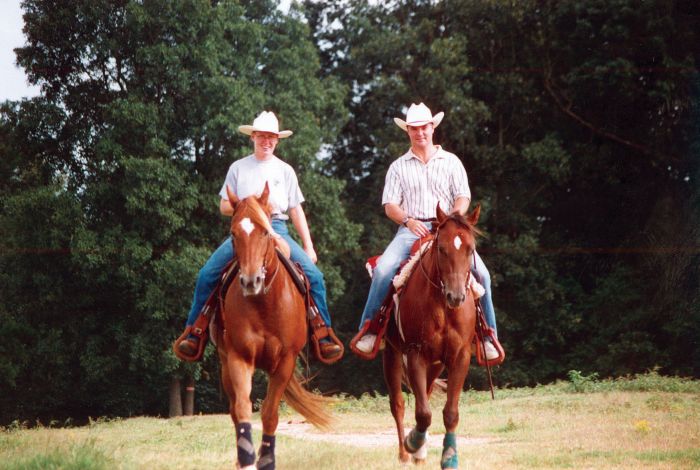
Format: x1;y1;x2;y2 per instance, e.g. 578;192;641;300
406;218;431;238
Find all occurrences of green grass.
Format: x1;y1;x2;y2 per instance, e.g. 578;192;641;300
2;372;699;469
1;439;112;470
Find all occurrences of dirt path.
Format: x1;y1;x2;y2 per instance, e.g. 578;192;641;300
253;420;494;448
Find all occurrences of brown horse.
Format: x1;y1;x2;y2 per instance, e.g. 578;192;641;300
217;184;332;470
383;204;481;469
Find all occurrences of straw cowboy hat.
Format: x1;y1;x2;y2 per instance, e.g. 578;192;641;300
394;102;444;131
238;111;293;138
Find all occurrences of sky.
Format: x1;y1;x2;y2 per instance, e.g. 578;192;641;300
0;1;296;103
0;1;39;102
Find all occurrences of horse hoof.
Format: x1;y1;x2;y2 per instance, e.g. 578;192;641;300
411;456;427;465
412;435;429;462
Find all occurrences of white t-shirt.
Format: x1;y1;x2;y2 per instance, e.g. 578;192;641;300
219;155;304;219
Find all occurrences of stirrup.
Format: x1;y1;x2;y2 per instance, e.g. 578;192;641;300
350;320;383;360
350;289;395;360
474;334;505;366
173;325;208;362
309;318;344;365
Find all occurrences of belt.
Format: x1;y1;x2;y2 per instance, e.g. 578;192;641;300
271;215;287;221
415;217;437;222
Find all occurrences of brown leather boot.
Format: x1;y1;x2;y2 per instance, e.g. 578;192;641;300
319;341;342;360
177;337;199;357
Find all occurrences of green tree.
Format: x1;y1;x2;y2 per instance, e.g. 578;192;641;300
305;0;699;390
0;0;356;423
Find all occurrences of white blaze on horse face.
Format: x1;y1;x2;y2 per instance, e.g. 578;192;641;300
240;217;255;236
453;235;463;251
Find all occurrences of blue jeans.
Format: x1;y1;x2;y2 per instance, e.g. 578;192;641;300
185;219;332;328
358;224;498;337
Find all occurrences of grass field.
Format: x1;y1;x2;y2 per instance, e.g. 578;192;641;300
2;372;699;469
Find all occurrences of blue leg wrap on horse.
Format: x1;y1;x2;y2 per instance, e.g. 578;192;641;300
441;432;458;469
256;434;275;470
236;422;255;467
405;428;427;453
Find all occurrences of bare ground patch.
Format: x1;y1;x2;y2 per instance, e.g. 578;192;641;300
253;420;495;448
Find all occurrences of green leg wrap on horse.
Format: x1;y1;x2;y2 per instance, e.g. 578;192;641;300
441;432;458;469
405;428;427;453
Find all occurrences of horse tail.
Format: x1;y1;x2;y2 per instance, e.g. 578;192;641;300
283;372;334;431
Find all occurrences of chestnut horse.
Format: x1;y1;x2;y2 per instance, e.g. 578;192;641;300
217;184;332;470
383;204;481;469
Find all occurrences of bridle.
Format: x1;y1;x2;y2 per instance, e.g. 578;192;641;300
231;209;280;295
417;216;473;296
257;231;280;294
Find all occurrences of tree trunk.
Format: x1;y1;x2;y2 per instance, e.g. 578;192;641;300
183;374;195;416
169;377;183;417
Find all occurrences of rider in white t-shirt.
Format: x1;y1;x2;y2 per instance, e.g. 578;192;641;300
176;111;342;361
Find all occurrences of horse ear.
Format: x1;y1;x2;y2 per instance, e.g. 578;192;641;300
259;181;270;207
226;185;240;209
436;203;447;222
467;204;481;226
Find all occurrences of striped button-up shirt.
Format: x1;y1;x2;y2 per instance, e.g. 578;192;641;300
382;146;471;219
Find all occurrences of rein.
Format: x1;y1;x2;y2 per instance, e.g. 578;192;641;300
260;232;280;294
417;216;473;295
417;237;442;292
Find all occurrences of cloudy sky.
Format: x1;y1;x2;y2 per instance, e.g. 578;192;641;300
0;1;39;101
0;1;298;102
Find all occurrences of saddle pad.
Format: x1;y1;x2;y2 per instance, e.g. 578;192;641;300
391;240;433;289
389;241;485;299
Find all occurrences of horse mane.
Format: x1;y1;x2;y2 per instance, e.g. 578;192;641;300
236;196;274;234
440;213;483;238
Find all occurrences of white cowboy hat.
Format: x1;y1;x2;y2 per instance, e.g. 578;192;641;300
394;102;444;131
238;111;293;138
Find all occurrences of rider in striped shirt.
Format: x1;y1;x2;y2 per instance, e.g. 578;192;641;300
355;103;499;359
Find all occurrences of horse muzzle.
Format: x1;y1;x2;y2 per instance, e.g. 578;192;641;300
444;288;466;309
239;268;266;296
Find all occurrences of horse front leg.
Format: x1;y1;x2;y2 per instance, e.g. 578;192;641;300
383;345;409;464
426;362;445;398
440;347;471;470
225;355;256;470
257;354;296;470
218;348;238;429
405;349;431;464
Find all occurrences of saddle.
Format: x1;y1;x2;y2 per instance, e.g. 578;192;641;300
349;236;433;360
172;248;344;364
277;251;344;365
350;236;505;366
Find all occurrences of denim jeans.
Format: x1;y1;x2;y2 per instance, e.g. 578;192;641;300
185;219;332;328
358;223;497;336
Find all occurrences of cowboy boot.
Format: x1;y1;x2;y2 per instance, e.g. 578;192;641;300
319;337;342;360
177;335;199;356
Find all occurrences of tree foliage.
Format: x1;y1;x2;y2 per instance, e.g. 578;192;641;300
0;0;356;423
305;0;699;390
1;0;698;422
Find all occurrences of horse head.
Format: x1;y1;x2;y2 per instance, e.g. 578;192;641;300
433;203;481;309
226;182;276;296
